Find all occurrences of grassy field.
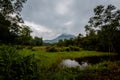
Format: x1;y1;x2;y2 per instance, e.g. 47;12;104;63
18;47;114;68
17;46;120;80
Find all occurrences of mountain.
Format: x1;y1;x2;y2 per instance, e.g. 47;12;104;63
44;34;75;43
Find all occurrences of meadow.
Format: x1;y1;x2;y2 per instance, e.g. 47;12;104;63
18;46;114;68
17;46;120;80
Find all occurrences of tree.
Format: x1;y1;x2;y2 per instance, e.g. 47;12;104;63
0;0;27;15
74;33;83;47
15;26;33;45
0;14;10;43
57;39;64;46
85;4;120;53
33;37;43;46
0;0;28;44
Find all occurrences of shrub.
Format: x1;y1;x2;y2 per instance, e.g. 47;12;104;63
15;45;26;50
26;46;33;50
0;45;40;80
31;47;43;51
64;47;71;52
45;46;81;52
61;46;80;52
46;46;59;52
69;46;80;51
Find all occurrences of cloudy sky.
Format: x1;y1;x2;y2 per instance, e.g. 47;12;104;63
21;0;120;40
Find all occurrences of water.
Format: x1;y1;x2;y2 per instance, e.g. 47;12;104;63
60;59;89;69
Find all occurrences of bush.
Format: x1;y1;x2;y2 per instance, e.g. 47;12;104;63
31;47;42;51
46;46;59;52
46;46;81;52
62;46;80;52
64;47;71;52
15;45;26;50
26;46;33;50
69;46;80;51
0;45;40;80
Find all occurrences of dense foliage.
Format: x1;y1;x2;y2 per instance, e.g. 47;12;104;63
46;46;81;52
0;0;44;46
85;4;120;53
33;37;43;46
0;45;40;80
0;0;29;44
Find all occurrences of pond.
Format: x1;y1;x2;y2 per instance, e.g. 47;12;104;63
60;55;119;69
60;59;89;69
75;55;120;64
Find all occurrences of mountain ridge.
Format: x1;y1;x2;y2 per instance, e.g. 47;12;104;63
44;34;75;43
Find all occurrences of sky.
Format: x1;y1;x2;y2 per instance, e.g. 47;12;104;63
21;0;120;40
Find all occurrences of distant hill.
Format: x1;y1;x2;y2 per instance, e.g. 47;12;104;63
44;34;75;43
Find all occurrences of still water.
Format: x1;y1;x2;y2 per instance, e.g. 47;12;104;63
60;59;89;69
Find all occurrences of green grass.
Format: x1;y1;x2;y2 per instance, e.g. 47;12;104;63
18;47;115;69
0;46;119;80
17;47;120;80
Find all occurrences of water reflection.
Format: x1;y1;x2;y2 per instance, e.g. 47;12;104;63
60;59;89;69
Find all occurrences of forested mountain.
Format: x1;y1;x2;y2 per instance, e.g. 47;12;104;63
44;34;75;43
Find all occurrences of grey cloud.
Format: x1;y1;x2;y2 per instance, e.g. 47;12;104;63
21;0;120;39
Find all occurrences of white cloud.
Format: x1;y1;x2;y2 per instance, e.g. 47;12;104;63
64;21;74;26
62;21;75;34
24;21;59;40
22;0;120;38
55;0;74;15
25;21;51;33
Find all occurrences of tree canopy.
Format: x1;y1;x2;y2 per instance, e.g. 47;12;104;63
0;0;30;44
85;4;120;53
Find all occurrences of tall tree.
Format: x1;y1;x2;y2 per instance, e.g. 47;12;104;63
15;25;33;45
33;37;43;46
85;4;120;53
74;33;83;47
0;0;28;44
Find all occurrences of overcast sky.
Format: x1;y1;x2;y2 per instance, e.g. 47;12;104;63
21;0;120;40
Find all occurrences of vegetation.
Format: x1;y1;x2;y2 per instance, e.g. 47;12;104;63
19;47;115;67
33;37;43;46
46;46;81;52
0;45;40;80
0;0;120;79
84;4;120;53
18;47;119;80
0;0;28;44
0;45;119;80
55;5;120;54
